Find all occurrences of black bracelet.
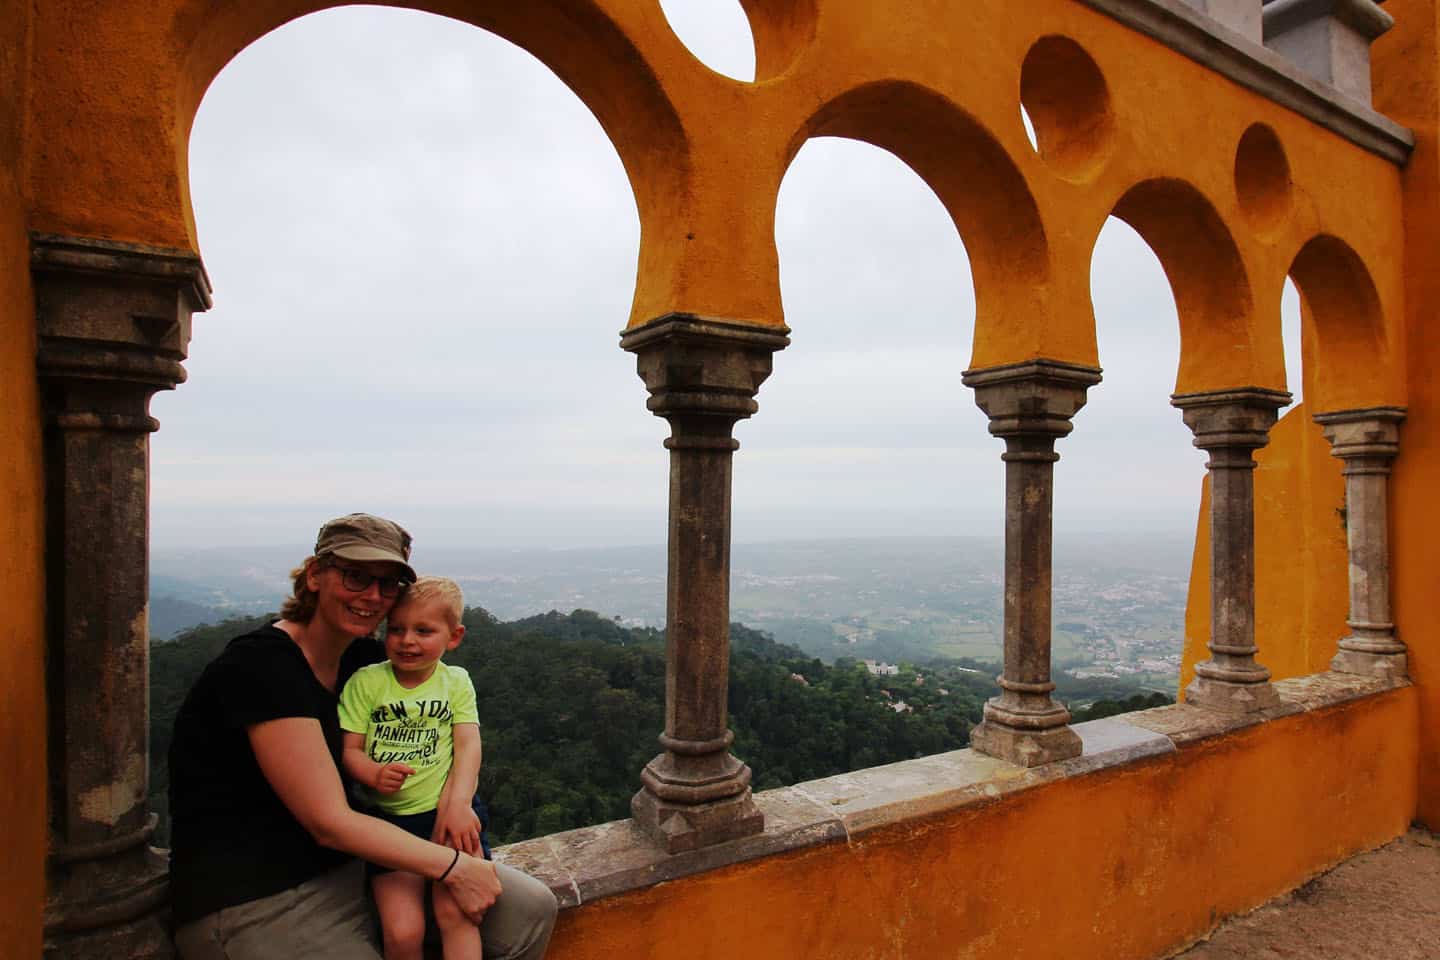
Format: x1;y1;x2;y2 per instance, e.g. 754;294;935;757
437;848;460;883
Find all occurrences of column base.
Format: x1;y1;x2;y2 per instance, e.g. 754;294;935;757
970;719;1082;767
631;785;764;854
1331;648;1408;681
1184;672;1280;713
44;856;171;960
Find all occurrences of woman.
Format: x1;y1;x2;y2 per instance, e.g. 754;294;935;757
168;513;556;959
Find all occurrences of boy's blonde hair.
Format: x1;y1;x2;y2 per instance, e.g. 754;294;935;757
394;575;464;626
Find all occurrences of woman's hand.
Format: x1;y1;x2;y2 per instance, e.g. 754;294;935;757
442;851;503;921
432;797;482;855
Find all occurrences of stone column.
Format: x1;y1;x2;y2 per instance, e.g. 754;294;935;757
34;234;210;959
1172;388;1290;713
962;359;1102;767
1314;407;1406;680
620;314;788;853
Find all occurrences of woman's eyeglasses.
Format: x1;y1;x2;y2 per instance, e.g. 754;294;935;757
329;563;410;598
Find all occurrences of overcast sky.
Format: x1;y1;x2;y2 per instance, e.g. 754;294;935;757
149;3;1303;551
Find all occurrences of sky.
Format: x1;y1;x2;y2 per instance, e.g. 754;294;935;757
149;2;1304;551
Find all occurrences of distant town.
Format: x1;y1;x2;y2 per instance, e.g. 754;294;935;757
149;533;1191;695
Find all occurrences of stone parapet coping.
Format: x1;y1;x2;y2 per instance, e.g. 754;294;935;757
1078;0;1413;163
493;671;1406;909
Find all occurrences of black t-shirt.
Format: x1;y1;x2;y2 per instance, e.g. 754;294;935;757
167;624;383;925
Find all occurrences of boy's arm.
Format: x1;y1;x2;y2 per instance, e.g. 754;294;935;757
433;723;483;854
342;730;415;794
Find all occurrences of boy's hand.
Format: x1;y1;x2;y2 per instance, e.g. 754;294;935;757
373;762;416;794
433;799;483;855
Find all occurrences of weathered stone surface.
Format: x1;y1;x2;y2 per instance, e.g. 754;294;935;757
1273;671;1404;711
498;786;844;907
1315;407;1407;680
1070;716;1177;765
34;234;210;960
1182;0;1264;42
1173;388;1290;714
1119;701;1298;745
963;361;1101;766
620;314;788;852
1263;0;1393;104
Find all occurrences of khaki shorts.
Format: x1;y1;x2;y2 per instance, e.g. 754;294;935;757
175;859;557;960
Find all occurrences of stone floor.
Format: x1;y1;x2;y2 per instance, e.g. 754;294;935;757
1174;828;1440;959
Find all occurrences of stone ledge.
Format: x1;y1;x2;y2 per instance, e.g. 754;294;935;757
1120;671;1405;745
493;670;1407;910
1078;0;1413;163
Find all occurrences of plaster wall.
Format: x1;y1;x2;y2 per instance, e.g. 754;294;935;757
545;689;1417;960
1373;0;1440;830
0;0;48;953
17;0;1410;407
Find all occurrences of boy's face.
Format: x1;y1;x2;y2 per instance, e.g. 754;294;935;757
384;597;465;682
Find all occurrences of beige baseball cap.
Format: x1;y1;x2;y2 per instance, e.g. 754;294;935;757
314;513;416;581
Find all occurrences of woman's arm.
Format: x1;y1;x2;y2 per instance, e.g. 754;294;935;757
433;723;483;854
249;717;501;917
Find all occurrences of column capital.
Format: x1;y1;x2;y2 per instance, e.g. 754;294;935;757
32;233;211;433
961;359;1103;440
1314;406;1405;466
619;314;790;426
1171;387;1291;453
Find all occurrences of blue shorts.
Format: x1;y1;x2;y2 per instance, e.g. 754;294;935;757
367;795;492;877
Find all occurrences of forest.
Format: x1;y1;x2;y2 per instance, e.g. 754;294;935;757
149;608;1170;845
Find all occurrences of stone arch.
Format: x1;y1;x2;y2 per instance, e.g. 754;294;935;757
1287;234;1394;411
1108;178;1260;393
782;79;1053;363
738;0;819;82
25;1;687;326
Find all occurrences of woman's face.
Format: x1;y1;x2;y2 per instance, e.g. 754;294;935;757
307;558;408;637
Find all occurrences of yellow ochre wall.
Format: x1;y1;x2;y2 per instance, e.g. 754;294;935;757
549;690;1417;960
0;0;48;954
17;0;1410;405
1375;0;1440;830
5;0;1439;949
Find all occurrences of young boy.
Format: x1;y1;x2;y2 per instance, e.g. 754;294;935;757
339;576;487;960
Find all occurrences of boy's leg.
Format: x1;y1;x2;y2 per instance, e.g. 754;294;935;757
371;871;429;960
432;881;483;960
479;864;558;960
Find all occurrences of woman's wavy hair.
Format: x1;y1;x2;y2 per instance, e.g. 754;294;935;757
279;555;324;623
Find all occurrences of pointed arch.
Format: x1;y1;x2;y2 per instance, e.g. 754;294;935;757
783;80;1050;363
164;2;685;296
1109;179;1258;393
1288;234;1397;411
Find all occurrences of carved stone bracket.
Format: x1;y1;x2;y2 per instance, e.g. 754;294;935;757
1262;0;1394;104
963;359;1102;767
33;234;210;959
1173;387;1290;714
620;314;789;853
1314;406;1406;680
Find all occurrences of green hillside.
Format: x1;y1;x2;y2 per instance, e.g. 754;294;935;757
150;608;1167;845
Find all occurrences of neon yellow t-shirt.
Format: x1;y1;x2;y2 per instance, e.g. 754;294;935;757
337;661;478;815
